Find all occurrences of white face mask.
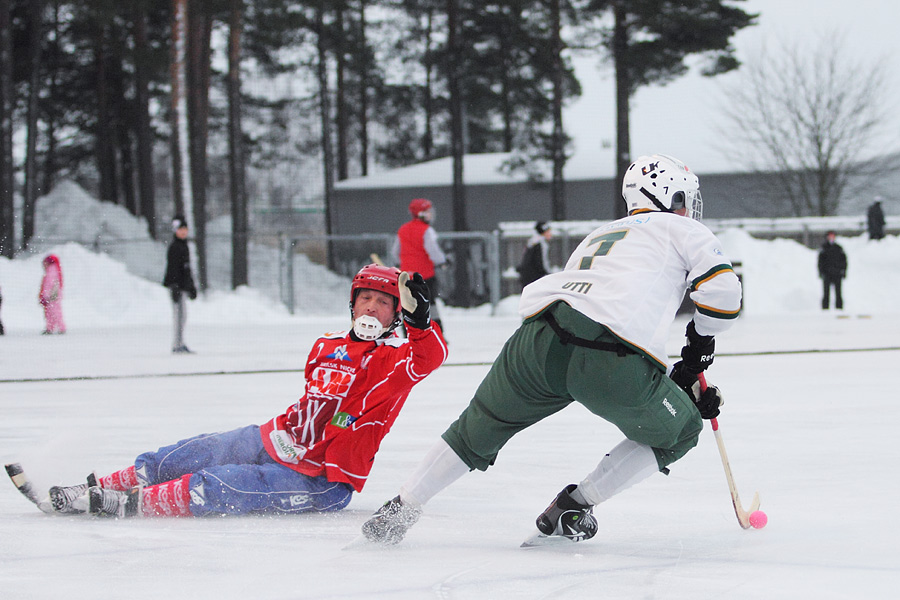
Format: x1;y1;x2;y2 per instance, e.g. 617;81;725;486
353;314;385;341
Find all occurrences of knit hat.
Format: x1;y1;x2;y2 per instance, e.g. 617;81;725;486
535;221;550;234
172;215;188;231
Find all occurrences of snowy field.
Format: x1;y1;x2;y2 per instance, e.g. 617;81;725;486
3;211;900;597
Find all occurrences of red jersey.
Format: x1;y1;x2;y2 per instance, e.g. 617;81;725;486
397;219;436;279
259;323;447;492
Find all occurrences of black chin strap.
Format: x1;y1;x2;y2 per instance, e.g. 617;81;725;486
640;187;672;213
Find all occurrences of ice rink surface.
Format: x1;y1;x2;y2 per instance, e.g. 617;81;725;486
2;310;898;599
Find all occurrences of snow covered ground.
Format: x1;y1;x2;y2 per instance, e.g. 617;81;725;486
3;195;900;597
2;310;898;599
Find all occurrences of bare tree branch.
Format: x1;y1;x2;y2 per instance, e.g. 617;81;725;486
716;32;899;216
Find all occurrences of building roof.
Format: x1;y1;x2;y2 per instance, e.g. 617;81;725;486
334;151;623;190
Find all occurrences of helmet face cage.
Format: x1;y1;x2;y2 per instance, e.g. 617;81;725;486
622;154;702;220
349;264;402;335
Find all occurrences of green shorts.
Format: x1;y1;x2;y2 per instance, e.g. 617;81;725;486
442;302;702;472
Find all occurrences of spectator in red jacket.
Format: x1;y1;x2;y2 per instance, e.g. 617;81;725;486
43;264;447;519
390;198;448;329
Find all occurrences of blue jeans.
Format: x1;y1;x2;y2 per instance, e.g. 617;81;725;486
134;425;353;516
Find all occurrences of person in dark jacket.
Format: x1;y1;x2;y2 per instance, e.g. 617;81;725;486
867;199;886;240
163;215;197;353
818;230;847;310
518;221;552;288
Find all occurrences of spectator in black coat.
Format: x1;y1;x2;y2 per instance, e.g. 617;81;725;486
163;215;198;353
867;199;886;240
818;230;847;310
518;221;552;289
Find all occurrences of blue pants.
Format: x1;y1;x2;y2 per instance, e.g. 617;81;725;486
134;425;353;517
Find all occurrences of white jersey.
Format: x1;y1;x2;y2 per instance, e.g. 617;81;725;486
519;211;742;368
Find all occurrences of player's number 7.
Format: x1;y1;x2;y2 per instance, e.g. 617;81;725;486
578;230;628;269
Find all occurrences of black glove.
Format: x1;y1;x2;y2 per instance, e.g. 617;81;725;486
399;272;431;329
188;287;198;300
170;287;182;302
679;320;715;375
670;364;724;420
688;380;723;419
669;360;697;393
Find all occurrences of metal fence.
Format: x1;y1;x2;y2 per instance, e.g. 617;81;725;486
278;231;502;314
25;214;882;317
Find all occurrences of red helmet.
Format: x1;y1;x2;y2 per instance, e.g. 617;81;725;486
349;264;403;336
408;198;432;218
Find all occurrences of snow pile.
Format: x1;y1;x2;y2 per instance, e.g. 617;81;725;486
717;228;900;315
0;180;352;331
23;179;167;282
0;243;294;330
33;180;155;245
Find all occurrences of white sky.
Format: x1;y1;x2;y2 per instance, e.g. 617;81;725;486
565;0;900;176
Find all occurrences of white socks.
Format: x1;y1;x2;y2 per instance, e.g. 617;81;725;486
399;438;470;507
396;437;658;510
575;439;660;506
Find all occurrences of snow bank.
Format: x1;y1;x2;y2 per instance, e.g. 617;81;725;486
717;228;900;315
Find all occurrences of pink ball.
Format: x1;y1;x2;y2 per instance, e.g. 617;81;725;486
749;510;768;529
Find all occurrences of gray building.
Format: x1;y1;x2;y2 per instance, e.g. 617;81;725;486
331;152;785;237
330;152;895;306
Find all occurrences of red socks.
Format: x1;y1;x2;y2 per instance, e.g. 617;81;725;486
97;465;138;491
97;466;193;517
141;475;193;517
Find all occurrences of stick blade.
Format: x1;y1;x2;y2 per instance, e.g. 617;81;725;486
748;492;761;513
5;463;54;513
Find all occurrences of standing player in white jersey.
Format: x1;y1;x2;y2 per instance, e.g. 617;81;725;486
361;154;743;545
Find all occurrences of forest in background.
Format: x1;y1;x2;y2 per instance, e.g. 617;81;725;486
0;0;755;290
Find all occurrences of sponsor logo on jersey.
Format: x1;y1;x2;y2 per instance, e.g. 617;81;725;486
269;429;306;464
326;345;352;362
309;366;357;399
562;281;592;294
331;412;357;429
662;398;677;417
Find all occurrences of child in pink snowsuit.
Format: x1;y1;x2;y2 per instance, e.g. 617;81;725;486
39;254;65;334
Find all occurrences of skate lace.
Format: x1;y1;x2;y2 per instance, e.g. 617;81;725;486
50;483;88;510
362;497;421;543
96;488;125;515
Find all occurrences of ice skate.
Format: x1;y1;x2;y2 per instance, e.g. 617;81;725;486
89;486;142;518
534;484;597;542
49;472;98;514
361;495;422;545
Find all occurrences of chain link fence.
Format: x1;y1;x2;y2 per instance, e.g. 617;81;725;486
277;231;502;314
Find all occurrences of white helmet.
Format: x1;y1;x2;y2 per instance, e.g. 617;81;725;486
622;154;702;220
